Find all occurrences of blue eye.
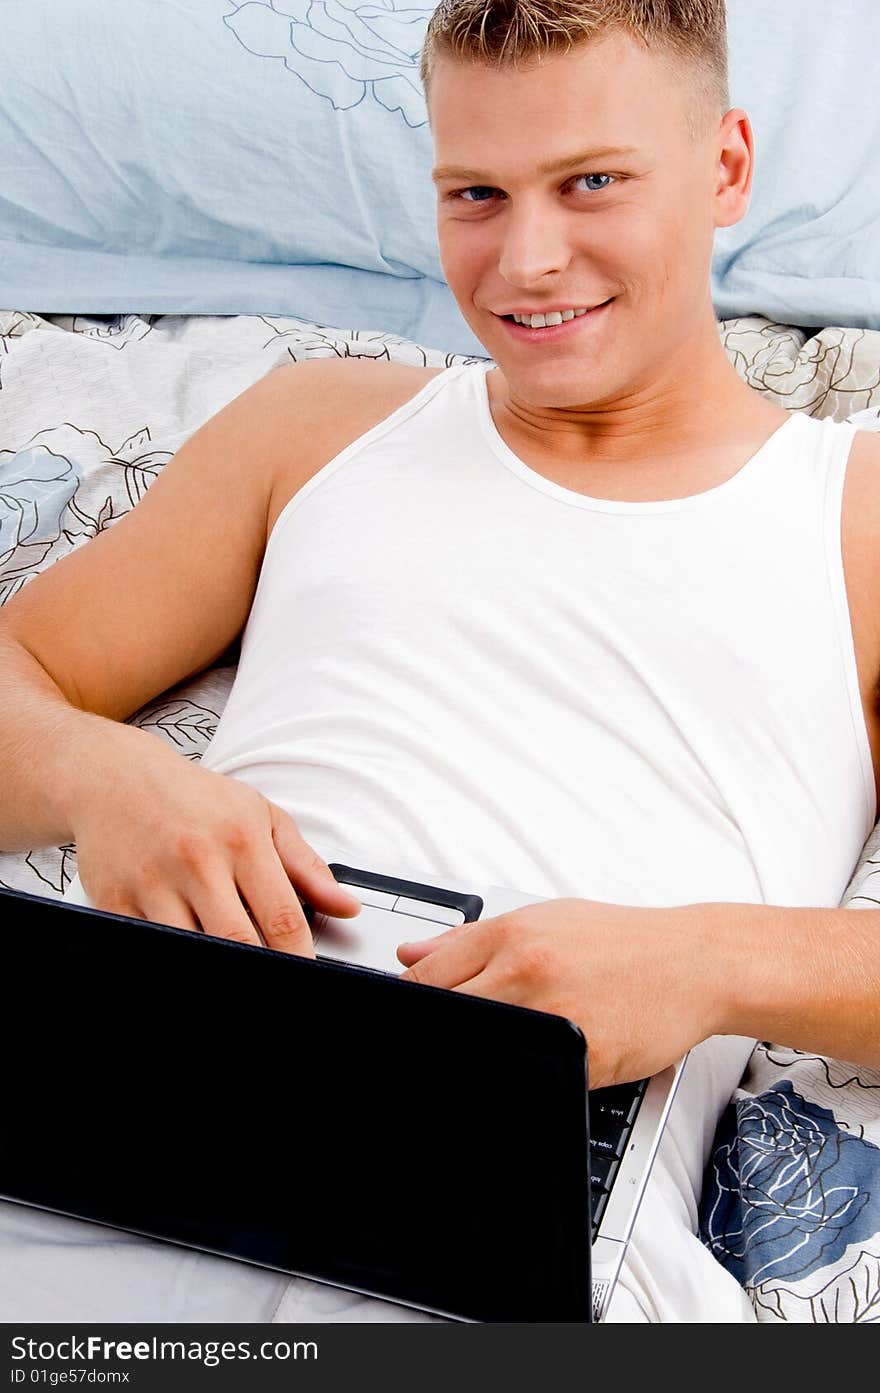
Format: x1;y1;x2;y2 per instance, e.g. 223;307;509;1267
573;173;616;193
451;172;617;203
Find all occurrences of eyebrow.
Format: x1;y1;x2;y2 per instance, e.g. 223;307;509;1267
431;145;641;183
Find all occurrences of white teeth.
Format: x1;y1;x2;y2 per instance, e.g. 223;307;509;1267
511;306;594;327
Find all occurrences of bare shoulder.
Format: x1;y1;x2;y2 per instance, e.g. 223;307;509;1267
841;426;880;562
842;423;880;494
841;425;880;712
265;357;446;543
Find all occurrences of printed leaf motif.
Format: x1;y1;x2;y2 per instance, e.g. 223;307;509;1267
753;1244;880;1323
134;701;219;756
119;428;152;457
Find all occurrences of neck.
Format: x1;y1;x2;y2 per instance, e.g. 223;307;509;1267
491;313;767;471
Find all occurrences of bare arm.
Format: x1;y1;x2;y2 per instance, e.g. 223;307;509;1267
396;897;880;1086
0;359;367;948
713;900;880;1068
0;633;169;853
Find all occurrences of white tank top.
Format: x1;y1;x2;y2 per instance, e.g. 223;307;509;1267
188;359;874;909
58;358;873;1245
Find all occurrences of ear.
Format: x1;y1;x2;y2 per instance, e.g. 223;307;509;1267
712;107;754;231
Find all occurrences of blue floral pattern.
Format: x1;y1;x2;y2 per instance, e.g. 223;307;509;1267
224;0;434;127
701;1081;880;1298
0;445;80;558
0;419;172;608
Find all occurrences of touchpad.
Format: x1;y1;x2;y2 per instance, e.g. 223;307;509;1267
310;865;481;975
313;902;465;975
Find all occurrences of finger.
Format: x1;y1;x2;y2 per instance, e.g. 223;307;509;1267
399;928;490;989
268;807;361;917
174;864;265;949
237;848;317;958
453;970;575;1022
446;968;512;1007
396;931;450;966
397;910;516;960
396;918;479;966
134;889;203;935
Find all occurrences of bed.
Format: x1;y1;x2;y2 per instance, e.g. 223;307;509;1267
2;0;880;1323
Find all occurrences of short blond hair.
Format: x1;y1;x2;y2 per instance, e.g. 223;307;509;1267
420;0;730;143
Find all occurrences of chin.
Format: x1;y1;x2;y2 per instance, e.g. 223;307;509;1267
501;364;612;410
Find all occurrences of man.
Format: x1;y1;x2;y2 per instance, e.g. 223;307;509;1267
1;0;878;1322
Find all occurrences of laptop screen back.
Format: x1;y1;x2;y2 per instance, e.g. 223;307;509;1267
0;889;592;1322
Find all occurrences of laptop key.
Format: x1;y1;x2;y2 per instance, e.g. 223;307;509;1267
589;1129;628;1161
589;1083;645;1129
589;1136;625;1163
591;1189;610;1231
589;1154;619;1195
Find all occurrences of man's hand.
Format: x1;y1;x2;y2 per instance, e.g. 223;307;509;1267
70;725;361;957
396;898;726;1088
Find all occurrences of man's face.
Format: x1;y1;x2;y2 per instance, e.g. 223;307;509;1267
429;31;738;408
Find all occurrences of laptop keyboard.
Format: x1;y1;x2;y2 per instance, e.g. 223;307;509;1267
588;1079;648;1240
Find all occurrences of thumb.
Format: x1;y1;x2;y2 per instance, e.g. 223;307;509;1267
268;804;361;917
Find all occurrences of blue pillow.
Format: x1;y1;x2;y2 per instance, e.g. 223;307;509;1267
713;0;880;329
0;0;477;349
0;0;877;348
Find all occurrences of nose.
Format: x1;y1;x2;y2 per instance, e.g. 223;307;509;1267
496;199;573;288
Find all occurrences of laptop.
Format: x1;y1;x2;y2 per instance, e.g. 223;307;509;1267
307;857;687;1321
0;861;685;1322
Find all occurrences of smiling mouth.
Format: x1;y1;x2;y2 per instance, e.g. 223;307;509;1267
497;298;614;323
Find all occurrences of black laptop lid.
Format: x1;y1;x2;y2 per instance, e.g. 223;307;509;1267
0;888;591;1322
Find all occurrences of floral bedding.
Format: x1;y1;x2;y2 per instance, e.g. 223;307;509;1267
2;308;879;1322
